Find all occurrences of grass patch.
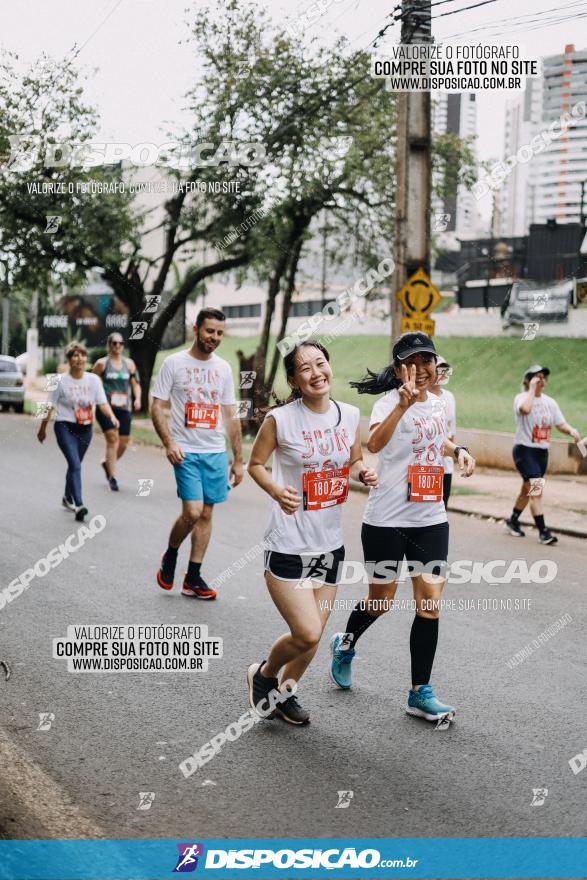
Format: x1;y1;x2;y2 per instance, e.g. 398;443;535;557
154;334;587;433
450;485;486;497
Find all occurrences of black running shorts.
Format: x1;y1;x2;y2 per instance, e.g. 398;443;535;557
95;405;132;437
264;546;345;585
361;521;449;581
512;444;548;481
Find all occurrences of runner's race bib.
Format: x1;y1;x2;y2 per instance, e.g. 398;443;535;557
75;405;93;426
407;464;444;502
532;425;551;443
110;391;128;408
302;467;349;511
184;402;219;429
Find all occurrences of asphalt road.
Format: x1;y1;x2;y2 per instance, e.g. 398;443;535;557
0;413;585;841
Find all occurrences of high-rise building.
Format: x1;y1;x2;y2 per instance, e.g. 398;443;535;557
533;44;587;225
497;79;540;236
498;44;587;235
432;92;484;247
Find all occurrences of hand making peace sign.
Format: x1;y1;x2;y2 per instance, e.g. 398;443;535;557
398;363;419;410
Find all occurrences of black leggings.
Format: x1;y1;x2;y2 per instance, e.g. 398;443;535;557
443;473;452;508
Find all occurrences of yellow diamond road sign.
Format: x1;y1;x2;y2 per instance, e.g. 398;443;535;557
396;268;441;318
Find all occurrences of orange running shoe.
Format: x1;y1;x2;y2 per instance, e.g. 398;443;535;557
181;576;217;600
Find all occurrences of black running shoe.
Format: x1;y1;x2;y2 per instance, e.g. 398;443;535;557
505;518;525;537
247;661;278;719
74;505;88;522
275;694;310;726
539;529;558;545
62;495;76;511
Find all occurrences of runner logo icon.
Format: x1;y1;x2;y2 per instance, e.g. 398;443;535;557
300;553;334;584
37;712;55;731
173;843;204;872
137;791;156;811
335;790;354;808
530;787;548;806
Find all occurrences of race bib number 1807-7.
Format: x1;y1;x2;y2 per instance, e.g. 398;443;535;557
407;464;444;502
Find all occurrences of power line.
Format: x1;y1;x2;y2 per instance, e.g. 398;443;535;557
432;0;498;19
442;0;587;38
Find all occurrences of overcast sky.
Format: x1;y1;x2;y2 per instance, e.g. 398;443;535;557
1;0;583;211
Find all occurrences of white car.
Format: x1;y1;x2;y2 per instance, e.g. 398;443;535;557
0;356;25;413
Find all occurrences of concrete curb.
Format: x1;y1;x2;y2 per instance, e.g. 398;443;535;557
446;504;587;540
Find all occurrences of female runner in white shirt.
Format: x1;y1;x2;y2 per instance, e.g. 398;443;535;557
329;332;475;723
247;340;378;725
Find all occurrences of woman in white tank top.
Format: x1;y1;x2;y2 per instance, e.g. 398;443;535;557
246;341;378;726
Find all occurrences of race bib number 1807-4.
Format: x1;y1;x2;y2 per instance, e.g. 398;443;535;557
184;402;219;429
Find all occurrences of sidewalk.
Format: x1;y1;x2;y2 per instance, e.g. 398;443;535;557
24;386;587;538
445;467;587;538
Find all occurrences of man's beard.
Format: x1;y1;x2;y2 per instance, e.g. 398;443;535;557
196;334;216;353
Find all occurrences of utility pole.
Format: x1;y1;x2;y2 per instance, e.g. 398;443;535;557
391;0;432;353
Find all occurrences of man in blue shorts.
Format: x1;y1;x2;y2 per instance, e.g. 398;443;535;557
151;308;243;598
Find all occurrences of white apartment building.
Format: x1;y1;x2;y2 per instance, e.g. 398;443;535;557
497;80;540;237
498;44;587;235
432;92;484;248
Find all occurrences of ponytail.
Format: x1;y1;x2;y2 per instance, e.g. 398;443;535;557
350;363;400;395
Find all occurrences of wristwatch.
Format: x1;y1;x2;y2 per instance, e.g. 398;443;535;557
453;445;469;460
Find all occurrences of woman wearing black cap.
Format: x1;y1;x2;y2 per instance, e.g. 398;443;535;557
329;332;475;723
505;365;580;545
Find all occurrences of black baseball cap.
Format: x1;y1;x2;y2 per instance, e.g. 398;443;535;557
524;364;550;380
393;332;437;361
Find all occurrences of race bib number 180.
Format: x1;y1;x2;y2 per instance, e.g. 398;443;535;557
184;402;219;429
302;467;349;511
407;464;444;502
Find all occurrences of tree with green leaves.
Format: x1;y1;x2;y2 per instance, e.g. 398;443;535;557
0;0;477;417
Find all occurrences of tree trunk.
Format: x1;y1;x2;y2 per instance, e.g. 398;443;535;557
128;337;159;415
253;249;290;389
266;236;304;392
235;349;258;436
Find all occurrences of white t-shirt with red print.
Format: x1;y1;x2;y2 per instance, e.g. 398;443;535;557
514;392;564;450
363;389;448;528
151;350;236;453
263;398;361;555
48;372;107;423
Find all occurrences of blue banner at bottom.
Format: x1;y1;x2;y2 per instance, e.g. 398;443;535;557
0;838;585;880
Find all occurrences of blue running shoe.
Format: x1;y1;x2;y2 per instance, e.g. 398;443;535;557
329;633;355;689
406;684;455;721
